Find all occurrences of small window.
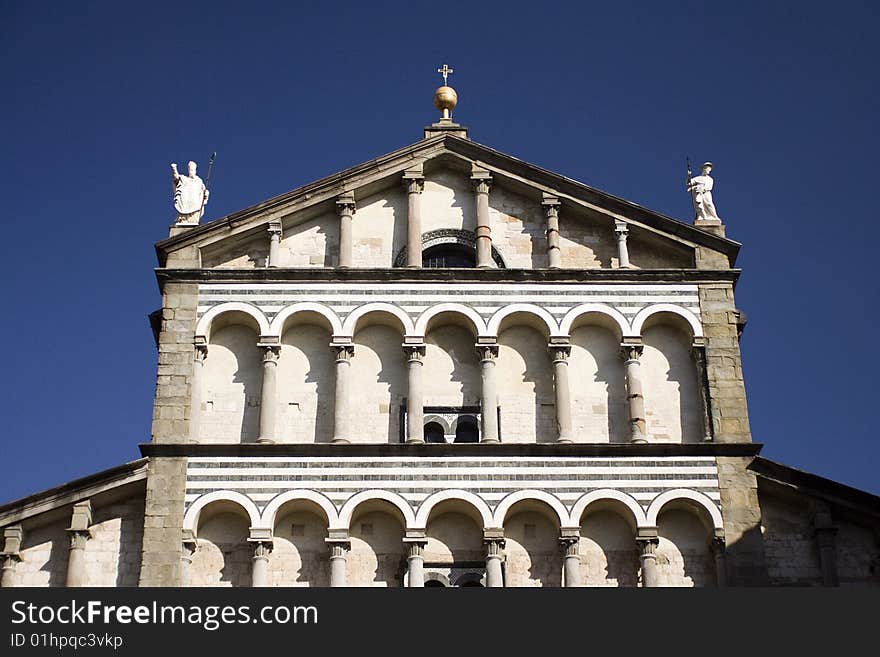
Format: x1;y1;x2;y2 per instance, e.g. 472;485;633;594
422;244;476;268
455;416;479;443
425;422;446;443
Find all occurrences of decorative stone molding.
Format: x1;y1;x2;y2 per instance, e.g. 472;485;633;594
393;228;507;268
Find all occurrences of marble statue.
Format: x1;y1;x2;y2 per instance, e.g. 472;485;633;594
171;160;209;224
687;161;721;222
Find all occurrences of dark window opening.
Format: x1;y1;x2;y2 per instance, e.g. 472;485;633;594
422;244;476;268
424;579;446;587
454;416;479;443
424;422;446;444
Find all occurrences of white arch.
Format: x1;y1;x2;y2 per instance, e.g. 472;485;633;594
559;303;631;338
486;304;561;337
645;489;724;530
630;304;703;338
195;302;271;340
569;489;649;528
258;489;340;530
183;491;262;533
414;489;494;529
492;490;570;527
340;302;415;336
268;302;343;337
334;490;416;530
414;303;487;337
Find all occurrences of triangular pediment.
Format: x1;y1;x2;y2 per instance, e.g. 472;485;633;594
156;135;739;271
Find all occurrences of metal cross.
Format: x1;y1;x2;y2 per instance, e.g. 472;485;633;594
437;64;454;85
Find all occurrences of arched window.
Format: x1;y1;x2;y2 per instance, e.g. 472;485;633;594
454;416;479;443
422;244;476;268
424;422;446;443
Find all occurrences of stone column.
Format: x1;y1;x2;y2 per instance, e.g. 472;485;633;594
267;221;282;267
65;500;92;588
614;220;631;268
620;342;648;443
472;170;494;268
637;529;659;588
331;344;354;444
477;344;500;443
484;531;505;587
692;342;714;442
543;194;562;269
0;525;23;588
326;535;350;587
180;533;197;587
189;342;207;443
403;172;425;268
549;342;573;443
813;502;839;587
404;538;427;587
559;529;581;587
404;345;425;444
336;193;356;268
251;541;272;587
257;345;280;444
711;536;727;588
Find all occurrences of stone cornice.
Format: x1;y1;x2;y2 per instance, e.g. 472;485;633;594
155;266;741;290
139;442;762;458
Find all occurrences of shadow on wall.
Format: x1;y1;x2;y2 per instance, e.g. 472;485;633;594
115;508;144;587
354;325;406;444
498;326;554;443
570;325;628;443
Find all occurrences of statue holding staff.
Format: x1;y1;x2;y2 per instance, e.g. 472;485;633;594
171;159;210;224
687;161;721;223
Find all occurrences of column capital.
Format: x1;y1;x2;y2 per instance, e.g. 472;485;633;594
331;343;355;362
402;172;425;194
267;220;283;238
404;541;426;558
1;525;23;555
558;535;579;557
620;343;644;362
475;343;499;361
194;343;208;361
548;343;571;362
260;345;281;363
335;193;356;215
541;193;561;215
325;538;351;557
614;219;629;237
251;541;273;560
402;344;426;362
711;536;726;555
67;529;91;550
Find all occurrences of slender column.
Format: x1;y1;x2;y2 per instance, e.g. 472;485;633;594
543;194;562;268
403;173;425;267
560;529;581;587
637;534;659;588
405;540;427;587
180;536;197;587
614;220;631;268
65;500;92;588
711;536;727;588
267;221;282;267
336;193;356;268
550;343;573;443
692;342;714;442
189;343;207;443
0;525;23;588
331;344;354;444
251;541;272;587
472;172;494;268
404;345;425;444
484;533;505;587
477;344;500;443
326;538;350;587
813;502;839;587
620;343;648;443
257;345;280;444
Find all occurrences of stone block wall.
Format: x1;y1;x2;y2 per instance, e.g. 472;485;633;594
138;457;187;586
83;497;145;586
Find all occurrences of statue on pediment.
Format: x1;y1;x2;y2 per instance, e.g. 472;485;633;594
687;161;721;223
171;160;209;224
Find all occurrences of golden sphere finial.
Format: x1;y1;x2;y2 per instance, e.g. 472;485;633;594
433;85;458;113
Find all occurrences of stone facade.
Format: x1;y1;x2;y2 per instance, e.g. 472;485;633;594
1;115;878;589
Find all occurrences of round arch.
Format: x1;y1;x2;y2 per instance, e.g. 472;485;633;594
340;303;415;336
486;304;561;338
492;490;570;527
183;491;262;533
268;302;343;337
414;490;494;529
569;489;648;528
414;303;487;337
258;489;340;530
334;490;416;531
645;489;724;530
559;304;631;339
195;302;271;340
630;304;703;339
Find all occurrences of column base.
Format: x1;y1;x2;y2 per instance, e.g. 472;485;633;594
480;439;500;444
405;439;425;445
630;437;648;444
256;438;275;445
556;437;574;444
330;438;351;445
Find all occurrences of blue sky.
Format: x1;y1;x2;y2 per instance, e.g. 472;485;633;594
1;1;877;501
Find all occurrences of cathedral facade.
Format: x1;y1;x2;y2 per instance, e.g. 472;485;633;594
1;84;878;588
